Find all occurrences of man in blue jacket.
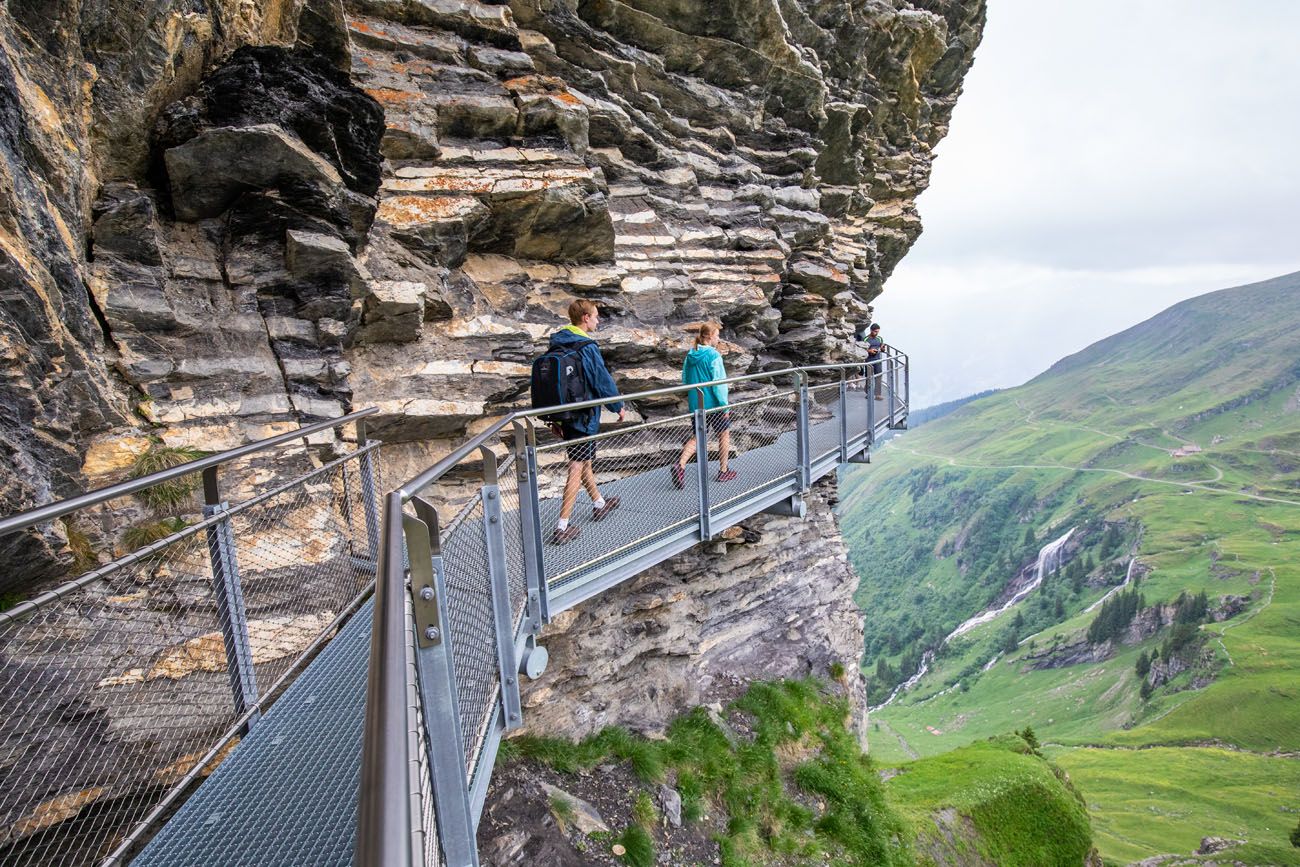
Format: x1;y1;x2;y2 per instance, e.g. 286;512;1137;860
548;299;625;544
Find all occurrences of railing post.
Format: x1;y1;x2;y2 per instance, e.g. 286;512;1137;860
693;390;712;541
356;491;413;867
356;422;382;566
514;421;549;626
838;371;849;464
201;467;259;727
902;353;910;422
866;367;877;448
408;497;479;867
480;451;523;732
888;355;899;428
796;374;811;491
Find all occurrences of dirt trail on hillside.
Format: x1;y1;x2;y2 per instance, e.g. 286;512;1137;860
892;446;1298;508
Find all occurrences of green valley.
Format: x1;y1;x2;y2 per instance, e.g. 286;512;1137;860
841;272;1300;865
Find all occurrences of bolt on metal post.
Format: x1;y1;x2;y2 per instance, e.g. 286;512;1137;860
407;497;479;867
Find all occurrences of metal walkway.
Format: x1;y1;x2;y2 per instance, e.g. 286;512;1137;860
0;352;907;867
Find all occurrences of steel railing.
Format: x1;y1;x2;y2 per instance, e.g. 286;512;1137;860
0;347;907;866
357;349;908;867
0;409;382;867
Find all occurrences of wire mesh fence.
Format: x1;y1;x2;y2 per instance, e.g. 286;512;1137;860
0;443;382;867
704;389;800;512
532;412;703;591
360;357;909;867
435;495;501;787
806;381;845;465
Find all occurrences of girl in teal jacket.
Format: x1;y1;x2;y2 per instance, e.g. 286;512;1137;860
672;322;736;487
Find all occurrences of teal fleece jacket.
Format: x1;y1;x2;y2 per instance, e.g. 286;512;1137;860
682;346;729;410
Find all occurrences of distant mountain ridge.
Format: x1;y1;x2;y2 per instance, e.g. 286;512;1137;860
840;270;1300;866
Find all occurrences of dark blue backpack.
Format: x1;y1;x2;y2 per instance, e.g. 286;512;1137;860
531;339;595;424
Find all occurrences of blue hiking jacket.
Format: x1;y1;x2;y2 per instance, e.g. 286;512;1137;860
548;326;624;435
682;346;729;411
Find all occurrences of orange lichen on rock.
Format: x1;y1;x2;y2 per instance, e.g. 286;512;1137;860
377;194;484;226
364;87;421;106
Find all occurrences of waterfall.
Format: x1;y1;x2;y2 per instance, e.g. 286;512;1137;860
946;526;1074;642
870;526;1074;712
1083;556;1138;614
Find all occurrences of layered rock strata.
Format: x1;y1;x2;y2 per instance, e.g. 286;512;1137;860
0;0;985;847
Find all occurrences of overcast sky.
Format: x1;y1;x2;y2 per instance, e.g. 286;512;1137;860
879;0;1300;408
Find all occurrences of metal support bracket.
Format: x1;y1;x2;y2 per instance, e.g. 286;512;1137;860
848;449;872;464
410;497;444;649
693;400;712;541
761;495;806;518
796;381;812;491
838;376;850;464
481;484;523;731
514;422;548;628
404;506;479;867
203;502;260;726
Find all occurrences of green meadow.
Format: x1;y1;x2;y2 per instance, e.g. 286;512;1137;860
841;273;1300;865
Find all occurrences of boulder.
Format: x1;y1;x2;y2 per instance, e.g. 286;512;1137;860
359;281;426;343
165;125;347;221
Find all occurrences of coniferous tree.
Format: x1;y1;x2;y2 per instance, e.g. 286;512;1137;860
1053;596;1066;619
1135;650;1151;678
1001;628;1020;654
1140;680;1154;701
1101;524;1120;558
1024;526;1036;548
1290;817;1300;848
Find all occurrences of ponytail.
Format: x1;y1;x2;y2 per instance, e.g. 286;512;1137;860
694;321;721;348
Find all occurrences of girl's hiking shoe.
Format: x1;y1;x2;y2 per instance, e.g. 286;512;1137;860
716;469;738;482
671;464;685;489
550;525;580;545
592;496;622;521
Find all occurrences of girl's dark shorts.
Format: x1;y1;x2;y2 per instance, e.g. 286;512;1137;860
682;410;731;443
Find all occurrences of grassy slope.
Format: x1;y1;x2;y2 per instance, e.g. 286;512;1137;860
840;272;1300;864
503;680;1091;867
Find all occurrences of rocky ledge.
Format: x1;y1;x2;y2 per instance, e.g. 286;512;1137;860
0;0;985;851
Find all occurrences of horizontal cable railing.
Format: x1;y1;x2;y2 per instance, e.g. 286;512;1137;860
0;409;382;866
358;350;908;867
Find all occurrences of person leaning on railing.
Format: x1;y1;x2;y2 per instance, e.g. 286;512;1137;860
671;321;737;488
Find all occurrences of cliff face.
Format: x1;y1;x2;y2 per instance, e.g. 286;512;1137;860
0;0;983;745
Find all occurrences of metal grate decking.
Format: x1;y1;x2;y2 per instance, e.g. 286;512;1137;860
128;393;896;866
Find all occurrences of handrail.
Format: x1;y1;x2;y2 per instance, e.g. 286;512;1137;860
396;357;897;503
0;440;383;627
0;407;379;537
359;346;910;866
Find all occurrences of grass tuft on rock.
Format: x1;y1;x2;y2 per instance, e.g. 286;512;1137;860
123;517;192;552
615;824;654;867
131;443;207;512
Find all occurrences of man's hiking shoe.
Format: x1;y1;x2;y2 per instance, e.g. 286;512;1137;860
716;469;738;482
591;496;622;521
671;464;685;489
550;525;580;545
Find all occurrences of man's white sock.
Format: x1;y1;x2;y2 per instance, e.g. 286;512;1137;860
592;497;606;510
556;517;569;531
